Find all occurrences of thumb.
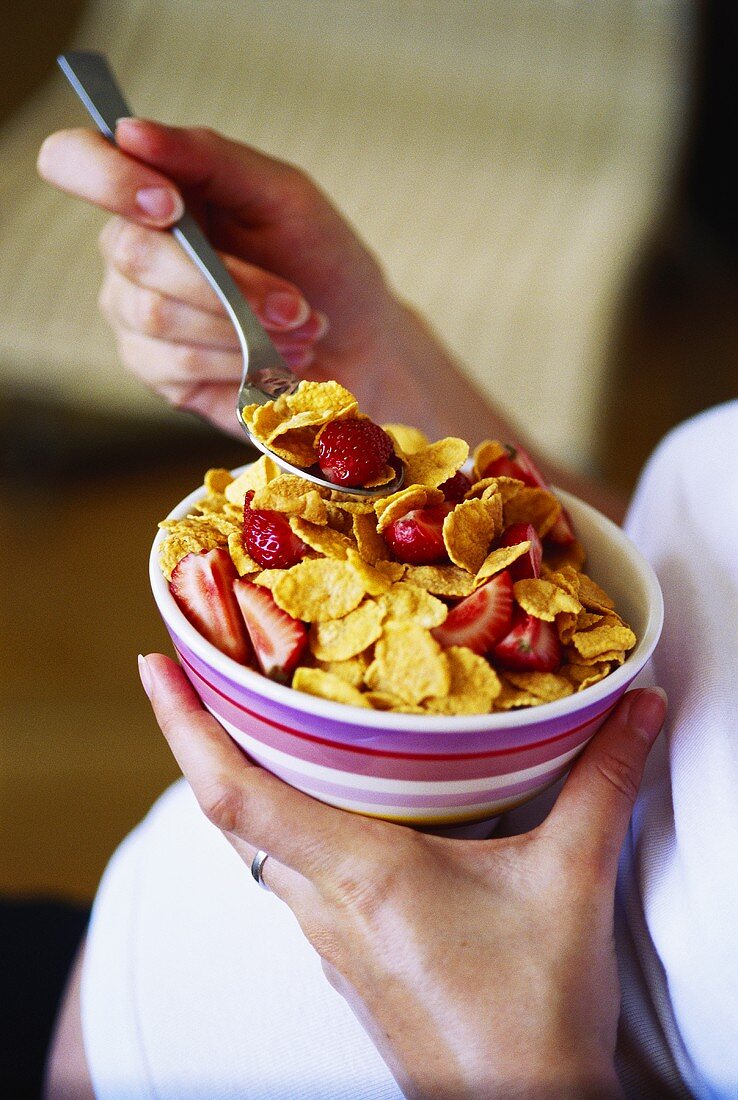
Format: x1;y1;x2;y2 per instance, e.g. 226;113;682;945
543;687;667;872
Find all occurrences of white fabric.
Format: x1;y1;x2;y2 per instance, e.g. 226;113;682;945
81;403;738;1099
615;402;738;1100
82;782;404;1100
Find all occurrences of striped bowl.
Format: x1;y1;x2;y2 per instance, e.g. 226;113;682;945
150;478;663;830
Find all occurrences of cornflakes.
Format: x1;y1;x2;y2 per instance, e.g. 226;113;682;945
160;384;637;714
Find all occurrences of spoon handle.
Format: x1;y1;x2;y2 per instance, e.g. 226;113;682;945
57;50;295;400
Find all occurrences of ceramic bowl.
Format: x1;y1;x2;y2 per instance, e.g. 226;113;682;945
150;478;663;829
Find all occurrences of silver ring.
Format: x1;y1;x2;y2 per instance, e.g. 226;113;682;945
250;849;270;891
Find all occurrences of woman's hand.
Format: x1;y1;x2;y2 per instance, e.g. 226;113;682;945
37;119;423;433
138;652;665;1099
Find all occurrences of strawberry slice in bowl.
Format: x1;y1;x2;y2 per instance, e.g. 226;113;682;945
233;578;308;682
438;470;472;501
481;442;576;546
169;548;253;665
497;522;543;581
493;610;561;672
431;570;514;656
243;491;307;569
479;442;547;488
383;502;454;565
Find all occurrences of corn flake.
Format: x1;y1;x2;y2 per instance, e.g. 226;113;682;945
443;497;502;574
272;559;366;621
404;437;469;489
475;541;530;586
576;573;617;613
227;532;260;576
378;581;448;629
292;667;370;708
382;423;429;455
424;647;501;715
309;600;386;661
472;439;508;479
504;670;573;702
403;564;476;598
352;512;390;564
503;487;561;537
513;578;582;621
570;616;636;661
307;653;369;688
365;622;450;704
224;458;280;505
290;516;354;559
375;485;443;533
563;662;613;691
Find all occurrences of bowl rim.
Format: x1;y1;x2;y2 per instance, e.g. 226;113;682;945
150;472;664;734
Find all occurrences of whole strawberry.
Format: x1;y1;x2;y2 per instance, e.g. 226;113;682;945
316;417;394;487
243;491;307;569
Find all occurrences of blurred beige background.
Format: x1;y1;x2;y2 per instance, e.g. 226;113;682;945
2;0;737;903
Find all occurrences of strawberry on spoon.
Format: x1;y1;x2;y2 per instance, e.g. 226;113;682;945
316;418;395;488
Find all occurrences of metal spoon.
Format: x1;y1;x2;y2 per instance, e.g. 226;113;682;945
57;51;404;497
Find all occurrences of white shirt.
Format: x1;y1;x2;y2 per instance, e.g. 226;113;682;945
81;403;738;1099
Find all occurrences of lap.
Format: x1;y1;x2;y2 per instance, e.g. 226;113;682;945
81;780;404;1099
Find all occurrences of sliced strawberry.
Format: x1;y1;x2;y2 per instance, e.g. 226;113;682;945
483;444;577;545
243;491;307;569
170;549;252;664
438;470;472;501
498;522;543;580
431;571;514;655
545;507;576;546
480;442;548;489
493;610;561;672
316;417;394;487
383;502;454;565
233;578;308;681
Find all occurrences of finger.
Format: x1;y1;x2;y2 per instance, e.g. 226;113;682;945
37;128;184;227
99;217;314;330
114;327;243;386
543;688;667;873
156;379;242;437
100;268;239;349
115;118;313;220
100;268;327;357
139;653;360;882
113;329;318;408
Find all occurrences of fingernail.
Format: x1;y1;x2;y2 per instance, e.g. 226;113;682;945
283;345;315;370
313;310;330;339
135;186;184;224
629;687;667;741
138;654;153;699
263;291;310;327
